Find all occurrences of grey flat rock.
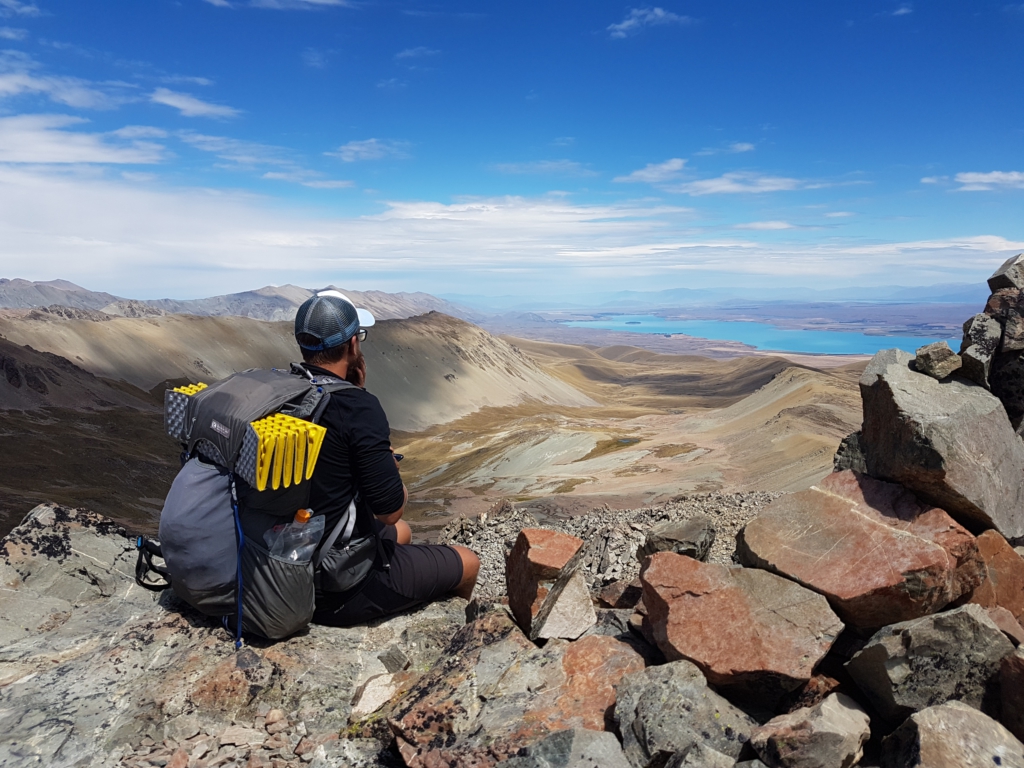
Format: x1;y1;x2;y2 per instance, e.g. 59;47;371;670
859;347;1024;540
638;515;715;562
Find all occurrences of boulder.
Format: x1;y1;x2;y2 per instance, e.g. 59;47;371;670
738;470;982;629
507;528;584;637
959;313;1002;386
991;349;1024;431
613;660;757;766
1002;647;1024;742
880;700;1024;768
845;604;1013;726
0;505;466;767
914;341;962;380
833;431;867;474
966;529;1024;621
501;729;633;768
987;606;1024;645
641;552;843;704
531;568;597;641
637;515;715;563
599;578;644;610
749;693;871;768
667;744;736;767
988;253;1024;291
389;613;646;767
859;347;1024;540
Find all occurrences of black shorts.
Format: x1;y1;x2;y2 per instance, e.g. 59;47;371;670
312;520;464;627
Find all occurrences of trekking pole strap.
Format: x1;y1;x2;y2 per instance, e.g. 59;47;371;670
134;536;172;592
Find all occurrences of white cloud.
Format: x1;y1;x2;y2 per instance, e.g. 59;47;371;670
302;47;329;68
203;0;233;5
328;138;410;162
665;172;803;195
729;142;755;153
0;0;40;17
613;158;685;183
608;7;692;38
0;114;164;163
491;159;597;177
395;46;439;59
0;25;26;39
0;166;1019;298
920;175;947;184
0;55;122;109
111;125;168;139
892;5;912;15
179;131;292;167
160;75;214;86
953;171;1024;191
376;77;405;89
249;0;350;8
551;137;575;147
824;211;854;218
150;87;240;118
734;220;794;230
262;171;353;188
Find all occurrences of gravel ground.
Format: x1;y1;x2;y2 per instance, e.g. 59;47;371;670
438;491;782;599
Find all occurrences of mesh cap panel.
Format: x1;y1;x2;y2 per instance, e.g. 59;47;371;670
294;294;360;350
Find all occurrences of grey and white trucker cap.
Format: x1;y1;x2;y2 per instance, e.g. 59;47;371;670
294;290;376;351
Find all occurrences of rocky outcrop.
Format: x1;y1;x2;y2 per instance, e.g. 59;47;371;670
966;529;1024;622
1003;647;1024;742
613;660;757;766
914;341;961;380
388;610;646;767
501;729;633;768
738;470;982;629
507;528;584;636
880;700;1024;768
959;313;1001;386
845;604;1012;726
0;505;467;767
637;515;715;563
640;552;843;704
749;693;871;768
859;347;1024;540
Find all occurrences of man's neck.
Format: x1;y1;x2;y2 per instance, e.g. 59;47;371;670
308;359;348;380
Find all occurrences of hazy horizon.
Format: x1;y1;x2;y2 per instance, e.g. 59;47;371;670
0;1;1021;298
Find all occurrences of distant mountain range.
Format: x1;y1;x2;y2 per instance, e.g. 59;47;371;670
442;282;991;311
0;279;478;322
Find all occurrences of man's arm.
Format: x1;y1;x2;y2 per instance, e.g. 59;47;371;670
347;391;406;523
375;484;408;526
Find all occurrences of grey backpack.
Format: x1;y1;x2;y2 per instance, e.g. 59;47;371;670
136;364;377;644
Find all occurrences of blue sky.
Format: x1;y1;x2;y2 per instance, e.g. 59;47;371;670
0;0;1022;300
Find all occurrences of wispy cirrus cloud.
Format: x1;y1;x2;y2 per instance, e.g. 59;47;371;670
0;69;123;109
328;138;410;162
302;47;329;68
0;25;26;39
209;0;351;8
613;158;685;183
824;211;854;218
665;172;804;195
0;0;40;18
734;220;795;230
160;74;214;87
607;7;692;38
262;171;353;188
395;46;439;60
491;159;597;177
150;87;239;118
695;142;755;157
892;5;912;15
0;114;164;163
952;171;1024;191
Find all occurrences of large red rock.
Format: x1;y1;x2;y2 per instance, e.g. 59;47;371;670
967;529;1024;622
506;528;584;636
738;471;982;629
640;552;843;703
389;610;646;767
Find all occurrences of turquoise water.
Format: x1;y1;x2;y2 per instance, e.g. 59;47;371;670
565;315;956;355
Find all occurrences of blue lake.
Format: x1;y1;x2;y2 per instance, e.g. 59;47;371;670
565;315;956;355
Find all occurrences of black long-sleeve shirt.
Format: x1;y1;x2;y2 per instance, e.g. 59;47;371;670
304;365;405;541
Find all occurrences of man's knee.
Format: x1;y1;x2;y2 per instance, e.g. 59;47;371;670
451;545;480;599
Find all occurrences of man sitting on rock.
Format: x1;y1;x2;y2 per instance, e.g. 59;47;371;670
294;290;479;626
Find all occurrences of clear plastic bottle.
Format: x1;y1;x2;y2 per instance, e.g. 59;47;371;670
263;508;325;562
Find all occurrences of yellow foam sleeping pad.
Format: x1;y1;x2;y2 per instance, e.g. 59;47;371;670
250;413;327;492
172;382;208;396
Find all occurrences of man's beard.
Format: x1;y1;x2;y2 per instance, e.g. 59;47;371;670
345;352;365;385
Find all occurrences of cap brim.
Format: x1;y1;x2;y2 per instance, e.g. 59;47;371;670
356;308;375;328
